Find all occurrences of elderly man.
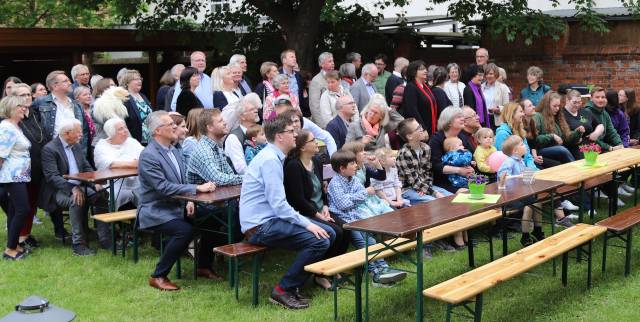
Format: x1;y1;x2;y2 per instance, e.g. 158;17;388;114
229;54;252;94
138;111;216;291
70;64;91;91
475;48;489;66
170;51;214;110
163;64;185;112
460;106;481;151
224;93;261;174
385;57;409;105
346;52;362;71
40;119;109;256
240;115;334;309
34;70;88;147
279;49;307;116
372;54;391;96
309;52;335;125
325;95;357;150
228;63;248;96
350;63;379;112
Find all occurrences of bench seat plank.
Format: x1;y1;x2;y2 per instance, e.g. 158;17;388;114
305;209;502;276
423;223;606;304
92;209;137;223
596;208;640;232
213;242;267;257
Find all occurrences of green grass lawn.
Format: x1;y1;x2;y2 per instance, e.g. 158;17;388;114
2;195;640;322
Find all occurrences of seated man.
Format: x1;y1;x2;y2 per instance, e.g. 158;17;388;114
187;108;243;278
326;95;357;150
137;111;216;291
240;115;335;309
40;119;109;256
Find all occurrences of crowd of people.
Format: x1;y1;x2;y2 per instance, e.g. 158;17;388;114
1;47;638;310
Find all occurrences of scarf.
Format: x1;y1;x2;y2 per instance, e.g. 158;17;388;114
415;80;437;133
361;116;379;138
341;77;354;86
468;81;490;126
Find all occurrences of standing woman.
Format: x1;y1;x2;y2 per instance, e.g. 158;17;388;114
31;83;48;100
0;95;31;260
520;66;550;106
175;67;204;117
482;63;510;127
212;66;242;109
74;86;96;165
430;66;452;116
263;74;299;120
462;64;492;128
620;89;640;145
253;61;278;104
3;76;22;98
284;129;347;289
400;60;438;136
532;91;580;164
121;69;153;144
443;63;465;109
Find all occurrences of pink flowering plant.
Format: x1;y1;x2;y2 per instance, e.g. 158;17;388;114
579;143;602;154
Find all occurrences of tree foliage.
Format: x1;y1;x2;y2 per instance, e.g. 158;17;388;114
0;0;128;28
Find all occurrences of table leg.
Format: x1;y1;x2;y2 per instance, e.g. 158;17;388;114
612;171;619;215
561;252;568;287
501;207;507;257
416;231;424;322
634;165;638;206
364;232;370;322
354;267;363;322
587;240;593;289
227;203;235;287
550;189;556;276
467;229;475;268
625;228;633;277
111;222;116;256
108;179;116;213
579;184;585;223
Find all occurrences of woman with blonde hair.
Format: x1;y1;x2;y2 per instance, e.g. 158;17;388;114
212;66;242;109
495;102;537;169
182;108;204;165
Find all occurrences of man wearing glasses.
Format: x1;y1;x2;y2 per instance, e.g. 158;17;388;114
326;96;357;149
240;114;335;309
70;64;91;91
460;106;481;150
475;48;490;67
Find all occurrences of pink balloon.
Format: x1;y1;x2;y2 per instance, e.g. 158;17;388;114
486;151;508;172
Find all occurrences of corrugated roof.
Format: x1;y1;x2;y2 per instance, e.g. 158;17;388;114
542;7;632;18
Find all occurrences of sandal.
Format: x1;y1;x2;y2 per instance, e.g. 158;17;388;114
314;276;336;290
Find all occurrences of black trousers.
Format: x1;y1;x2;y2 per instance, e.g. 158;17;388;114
0;183;29;249
150;218;193;278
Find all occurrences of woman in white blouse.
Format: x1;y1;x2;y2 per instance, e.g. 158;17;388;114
481;63;510;126
443;63;466;109
94;118;143;209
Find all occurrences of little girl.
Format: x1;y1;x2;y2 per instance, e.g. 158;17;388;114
244;124;267;165
371;147;409;208
473;127;497;174
498;135;573;247
442;137;474;188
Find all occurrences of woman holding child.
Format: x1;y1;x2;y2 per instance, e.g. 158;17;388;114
283;129;349;290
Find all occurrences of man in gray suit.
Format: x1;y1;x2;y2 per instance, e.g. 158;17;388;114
40;118;109;256
137;111;215;291
309;52;334;125
350;63;379;112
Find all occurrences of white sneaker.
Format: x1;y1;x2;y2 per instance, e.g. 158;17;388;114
599;192;609;199
560;200;579;211
567;214;579;220
621;184;635;193
617;198;626;207
590;209;598;216
618;187;632;197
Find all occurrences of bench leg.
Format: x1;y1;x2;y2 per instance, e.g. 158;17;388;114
601;232;608;274
562;252;568;287
176;256;182;280
501;207;508;257
252;253;262;306
587;240;593;289
333;276;338;320
111;222;117;256
193;237;198;280
444;304;452;322
467;229;475;268
120;222;126;258
634;165;638;206
474;293;483;322
416;231;424;322
354;267;363;322
625;228;633;277
487;230;494;262
235;257;240;301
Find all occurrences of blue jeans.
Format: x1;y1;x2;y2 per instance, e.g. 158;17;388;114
539;145;575;164
249;218;335;291
351;231;388;275
402;186;454;205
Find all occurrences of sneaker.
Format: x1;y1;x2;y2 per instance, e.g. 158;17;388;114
32;216;43;225
555;217;574;228
3;251;27;261
599;192;609;199
618;187;632;197
566;214;579;221
560;200;579;211
422;248;433;260
617;198;626;207
54;229;71;241
17;243;33;254
72;244;95;256
372;279;396;288
590;209;598;216
621;184;635;193
433;240;456;252
269;288;309;309
377;268;407;284
453;243;467;251
24;235;40;248
520;235;535;247
293;288;310;305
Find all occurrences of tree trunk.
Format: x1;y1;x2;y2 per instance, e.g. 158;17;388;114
282;1;325;73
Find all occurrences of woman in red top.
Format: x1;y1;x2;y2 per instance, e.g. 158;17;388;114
399;60;438;136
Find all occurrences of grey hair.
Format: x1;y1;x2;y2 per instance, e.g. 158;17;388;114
335;95;352;111
58;118;82;135
103;117;126;138
361;63;377;76
116;68;128;86
170;64;185;78
90;74;103;89
318;52;333;67
446;63;460;74
238;93;262;113
45;70;65;91
339;63;356;79
146;110;169;135
229;54;246;65
272;74;289;89
394;57;409;71
346;52;361;62
360;94;390;127
73;86;90;100
498;67;507;81
437;106;463;132
70;64;89;81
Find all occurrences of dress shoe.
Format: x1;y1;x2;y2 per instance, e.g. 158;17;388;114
148;277;180;291
196;268;223;280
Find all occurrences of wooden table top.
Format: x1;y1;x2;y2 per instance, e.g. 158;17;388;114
173;184;242;204
343;178;564;237
535;148;640;185
63;168;139;183
323;164;335;181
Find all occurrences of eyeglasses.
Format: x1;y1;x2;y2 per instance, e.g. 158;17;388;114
306;137;317;144
77;72;90;77
133;77;144;82
463;114;478;120
17;93;31;97
55;79;71;85
279;129;295;135
159;121;177;128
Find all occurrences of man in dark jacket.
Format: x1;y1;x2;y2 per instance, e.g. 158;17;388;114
586;86;623;152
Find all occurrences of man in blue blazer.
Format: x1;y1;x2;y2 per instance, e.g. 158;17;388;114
138;111;216;291
325;96;357;150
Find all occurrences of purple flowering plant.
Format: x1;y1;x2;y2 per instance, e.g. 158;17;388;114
469;173;489;185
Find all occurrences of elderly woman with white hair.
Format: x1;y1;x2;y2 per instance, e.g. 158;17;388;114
223;93;261;174
263;73;299;120
345;94;392;151
94;118;144;209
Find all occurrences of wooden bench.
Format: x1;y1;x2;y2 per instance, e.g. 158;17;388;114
596;206;640;276
423;224;606;322
213;242;268;306
305;209;501;320
92;209;137;257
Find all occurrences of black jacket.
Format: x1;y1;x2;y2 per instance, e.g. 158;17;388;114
124;93;152;142
176;90;203;116
385;74;404;105
400;81;438;136
283;157;326;217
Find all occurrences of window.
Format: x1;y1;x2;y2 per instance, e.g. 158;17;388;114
211;0;230;13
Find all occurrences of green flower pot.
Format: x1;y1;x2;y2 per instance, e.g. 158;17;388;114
468;183;486;199
584;151;599;166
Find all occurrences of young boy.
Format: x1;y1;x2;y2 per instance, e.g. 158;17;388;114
244;124;267;164
327;150;407;286
371;148;409;208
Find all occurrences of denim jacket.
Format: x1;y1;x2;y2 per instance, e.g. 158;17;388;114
33;94;88;149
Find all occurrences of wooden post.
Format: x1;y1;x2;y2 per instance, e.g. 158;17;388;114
148;50;158;108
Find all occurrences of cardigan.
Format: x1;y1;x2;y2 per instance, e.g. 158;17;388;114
400;81;438;136
176;90;203;117
283;156;326;218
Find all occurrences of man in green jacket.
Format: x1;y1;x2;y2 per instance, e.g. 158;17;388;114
585;86;624;152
